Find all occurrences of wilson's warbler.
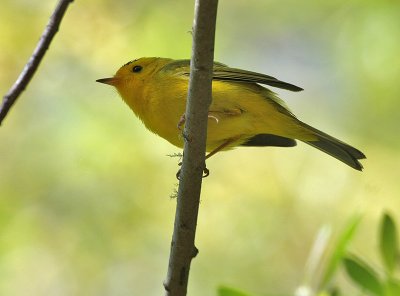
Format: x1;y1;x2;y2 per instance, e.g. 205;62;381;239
97;57;365;170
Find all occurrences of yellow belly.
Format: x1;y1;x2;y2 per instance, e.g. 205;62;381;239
141;79;315;151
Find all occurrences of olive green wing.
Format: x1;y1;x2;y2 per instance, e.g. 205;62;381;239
212;65;303;92
161;59;303;92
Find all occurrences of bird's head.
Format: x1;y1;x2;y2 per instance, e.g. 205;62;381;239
96;57;168;98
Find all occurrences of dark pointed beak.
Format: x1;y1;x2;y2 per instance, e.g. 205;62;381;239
96;77;119;86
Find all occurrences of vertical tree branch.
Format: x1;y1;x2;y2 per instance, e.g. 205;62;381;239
0;0;74;125
164;0;219;295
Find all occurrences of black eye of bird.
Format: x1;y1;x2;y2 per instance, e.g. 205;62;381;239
132;65;142;73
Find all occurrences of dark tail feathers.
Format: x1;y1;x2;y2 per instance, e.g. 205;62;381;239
300;122;366;171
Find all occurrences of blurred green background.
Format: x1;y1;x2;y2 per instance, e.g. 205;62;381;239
1;0;399;295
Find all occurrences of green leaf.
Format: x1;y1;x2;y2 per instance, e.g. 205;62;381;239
385;279;400;296
326;286;340;296
316;292;331;296
321;215;362;287
343;255;384;296
379;213;398;274
317;287;340;296
217;286;251;296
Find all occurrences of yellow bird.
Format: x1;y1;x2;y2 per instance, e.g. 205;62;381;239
97;57;365;170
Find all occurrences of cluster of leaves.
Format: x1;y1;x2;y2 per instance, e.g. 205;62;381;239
343;213;400;296
217;212;400;296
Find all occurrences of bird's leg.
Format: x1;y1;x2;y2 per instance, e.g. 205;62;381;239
177;112;221;131
175;114;235;179
190;138;237;179
207;112;219;124
202;164;210;178
177;114;191;143
176;152;184;180
176;155;209;180
178;113;196;144
177;114;186;131
205;137;239;159
177;112;219;144
176;168;182;180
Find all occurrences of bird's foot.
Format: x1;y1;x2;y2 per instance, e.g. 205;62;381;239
176;168;182;180
178;112;220;129
177;114;192;142
202;166;210;178
176;161;210;180
177;114;186;131
207;113;219;124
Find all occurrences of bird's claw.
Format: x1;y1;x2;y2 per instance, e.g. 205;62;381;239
177;114;186;131
208;114;219;124
175;164;210;180
177;114;192;142
202;167;210;178
176;168;182;180
176;160;183;180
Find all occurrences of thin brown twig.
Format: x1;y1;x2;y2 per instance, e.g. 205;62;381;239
0;0;75;125
163;0;219;295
